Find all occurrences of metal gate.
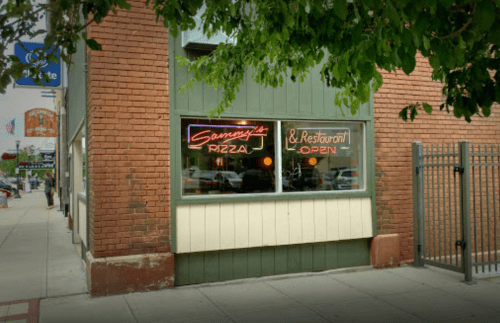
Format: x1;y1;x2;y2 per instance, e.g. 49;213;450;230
413;141;500;282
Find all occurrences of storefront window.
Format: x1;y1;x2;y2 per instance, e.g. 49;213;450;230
281;121;364;192
181;118;276;195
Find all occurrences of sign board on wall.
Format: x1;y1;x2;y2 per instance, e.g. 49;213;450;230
24;108;57;137
19;162;55;170
14;42;61;88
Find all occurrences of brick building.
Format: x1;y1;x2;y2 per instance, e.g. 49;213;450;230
61;0;500;296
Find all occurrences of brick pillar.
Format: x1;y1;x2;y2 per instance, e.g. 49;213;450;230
85;0;173;296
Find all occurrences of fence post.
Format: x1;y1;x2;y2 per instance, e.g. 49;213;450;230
412;142;425;267
459;141;473;282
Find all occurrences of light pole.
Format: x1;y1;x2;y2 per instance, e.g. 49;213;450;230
14;140;21;198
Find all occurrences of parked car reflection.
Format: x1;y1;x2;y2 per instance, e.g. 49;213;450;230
214;171;242;193
333;168;359;190
240;169;274;193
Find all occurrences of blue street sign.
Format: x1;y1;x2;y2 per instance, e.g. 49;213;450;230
14;42;61;87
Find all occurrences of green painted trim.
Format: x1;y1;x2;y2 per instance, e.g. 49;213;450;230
174;239;371;286
81;241;87;260
175;190;372;205
367;92;377;237
169;31;178;253
173;110;373;122
84;35;90;255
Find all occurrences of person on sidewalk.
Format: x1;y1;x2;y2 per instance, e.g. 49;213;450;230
44;172;55;209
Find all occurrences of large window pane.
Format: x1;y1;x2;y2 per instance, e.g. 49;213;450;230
281;121;364;192
181;118;275;195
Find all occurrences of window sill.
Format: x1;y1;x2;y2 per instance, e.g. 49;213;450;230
175;189;372;205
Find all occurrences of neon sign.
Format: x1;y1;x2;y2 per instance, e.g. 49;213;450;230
285;128;350;155
188;124;269;154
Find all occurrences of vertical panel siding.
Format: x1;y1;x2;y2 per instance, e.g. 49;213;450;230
326;199;340;241
234;203;249;248
78;198;87;247
314;199;327;241
337;199;351;240
172;37;372;119
361;198;373;238
262;201;277;246
175;239;371;286
176;205;191;253
205;203;220;250
350;198;364;239
288;200;303;244
248;202;263;247
301;200;315;243
176;197;372;253
275;201;290;245
220;203;235;249
189;204;206;252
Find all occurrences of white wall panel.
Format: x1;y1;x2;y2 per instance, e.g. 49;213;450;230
78;198;87;247
301;200;315;243
288;200;302;244
337;199;351;240
275;201;289;245
176;205;191;253
248;202;263;247
176;197;373;253
220;203;235;249
189;204;206;252
361;198;373;237
326;199;339;241
262;201;277;246
350;198;363;239
205;203;220;250
313;199;327;242
234;203;249;248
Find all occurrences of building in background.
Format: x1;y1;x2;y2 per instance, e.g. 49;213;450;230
61;0;500;296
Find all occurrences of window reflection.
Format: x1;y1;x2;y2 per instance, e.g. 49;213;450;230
181;118;275;195
281;121;364;192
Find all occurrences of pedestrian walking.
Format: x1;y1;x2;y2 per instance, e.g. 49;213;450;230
44;172;55;209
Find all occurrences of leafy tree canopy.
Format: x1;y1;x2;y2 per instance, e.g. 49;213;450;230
2;0;500;122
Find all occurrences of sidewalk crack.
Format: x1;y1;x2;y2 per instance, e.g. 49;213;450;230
123;295;139;323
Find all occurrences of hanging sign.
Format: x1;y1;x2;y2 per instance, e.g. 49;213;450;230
24;108;57;137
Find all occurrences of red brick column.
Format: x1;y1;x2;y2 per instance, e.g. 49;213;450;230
85;0;173;296
373;53;500;263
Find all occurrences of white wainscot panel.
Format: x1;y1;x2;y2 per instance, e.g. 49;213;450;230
78;197;87;247
175;197;373;253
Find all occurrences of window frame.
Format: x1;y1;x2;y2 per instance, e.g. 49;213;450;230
179;117;367;199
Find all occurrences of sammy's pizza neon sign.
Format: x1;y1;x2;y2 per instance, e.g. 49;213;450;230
188;124;269;154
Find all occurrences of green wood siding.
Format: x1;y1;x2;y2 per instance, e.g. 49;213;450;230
67;22;86;143
171;36;372;120
174;239;370;286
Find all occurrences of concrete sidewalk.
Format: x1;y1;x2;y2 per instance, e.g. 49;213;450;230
0;189;87;304
38;265;500;323
3;190;500;322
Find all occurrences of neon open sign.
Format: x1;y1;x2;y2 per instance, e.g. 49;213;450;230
188;124;269;154
285;128;350;155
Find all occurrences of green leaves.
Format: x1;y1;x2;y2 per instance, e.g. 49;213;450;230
422;103;432;114
474;1;495;33
2;0;500;122
85;39;102;51
333;0;348;20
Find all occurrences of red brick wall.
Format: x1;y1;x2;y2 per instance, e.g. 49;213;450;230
374;53;500;261
86;0;170;258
